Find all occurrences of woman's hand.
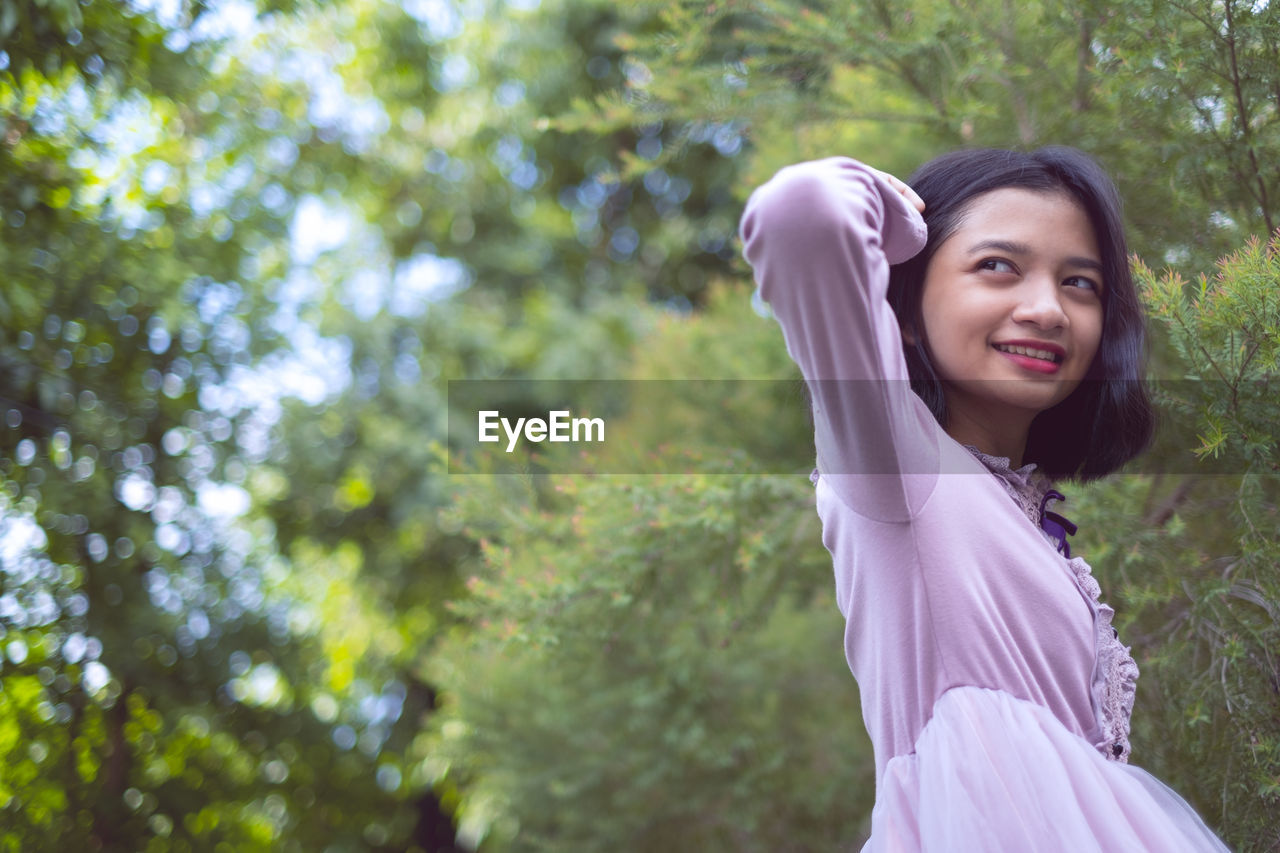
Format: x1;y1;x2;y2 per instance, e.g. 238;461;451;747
871;168;925;213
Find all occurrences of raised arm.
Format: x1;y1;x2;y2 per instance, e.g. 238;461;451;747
739;157;939;521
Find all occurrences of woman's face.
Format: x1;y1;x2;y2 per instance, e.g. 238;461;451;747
912;187;1105;430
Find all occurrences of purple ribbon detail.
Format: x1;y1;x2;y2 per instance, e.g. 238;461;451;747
1038;489;1078;558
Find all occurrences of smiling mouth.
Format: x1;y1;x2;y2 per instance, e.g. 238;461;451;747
992;343;1062;364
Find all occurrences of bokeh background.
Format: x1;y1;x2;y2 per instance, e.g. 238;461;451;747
2;0;1279;849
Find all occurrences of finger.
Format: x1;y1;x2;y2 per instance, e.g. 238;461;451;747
894;178;925;213
876;169;926;213
903;185;925;213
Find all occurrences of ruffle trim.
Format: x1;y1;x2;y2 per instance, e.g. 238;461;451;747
960;444;1054;525
1067;554;1140;764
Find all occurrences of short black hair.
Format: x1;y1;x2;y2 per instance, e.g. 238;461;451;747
886;146;1154;481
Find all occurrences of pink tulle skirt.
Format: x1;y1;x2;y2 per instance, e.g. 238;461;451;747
866;686;1232;852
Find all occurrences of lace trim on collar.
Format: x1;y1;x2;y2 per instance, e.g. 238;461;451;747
961;444;1056;527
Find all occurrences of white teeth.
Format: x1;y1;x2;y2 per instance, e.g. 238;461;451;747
995;344;1059;362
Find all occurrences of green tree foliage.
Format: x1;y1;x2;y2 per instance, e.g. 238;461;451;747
566;0;1280;273
2;0;748;846
1102;0;1280;264
427;286;860;848
429;467;872;851
1098;237;1280;843
0;0;426;847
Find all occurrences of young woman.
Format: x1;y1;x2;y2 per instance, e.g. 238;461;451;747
739;149;1232;850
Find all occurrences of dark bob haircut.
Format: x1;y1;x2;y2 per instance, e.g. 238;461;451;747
886;146;1154;482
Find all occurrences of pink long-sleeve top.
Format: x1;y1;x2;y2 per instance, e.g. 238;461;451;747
738;157;1137;789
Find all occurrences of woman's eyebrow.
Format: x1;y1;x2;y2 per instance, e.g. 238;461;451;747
967;239;1104;272
1065;256;1105;273
967;238;1031;257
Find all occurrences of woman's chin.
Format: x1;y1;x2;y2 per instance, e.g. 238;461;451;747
948;379;1075;415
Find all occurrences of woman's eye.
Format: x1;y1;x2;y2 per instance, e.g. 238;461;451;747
1064;276;1099;291
978;258;1015;273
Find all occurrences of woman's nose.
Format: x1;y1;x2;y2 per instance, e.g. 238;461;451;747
1010;276;1068;329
